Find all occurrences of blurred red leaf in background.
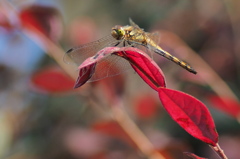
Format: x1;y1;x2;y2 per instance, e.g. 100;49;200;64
92;121;135;147
19;4;62;41
133;93;160;119
208;95;240;118
158;88;218;146
31;66;75;93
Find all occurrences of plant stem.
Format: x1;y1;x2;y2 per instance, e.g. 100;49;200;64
210;143;228;159
111;102;166;159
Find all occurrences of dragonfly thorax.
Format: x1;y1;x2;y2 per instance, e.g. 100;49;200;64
111;25;136;40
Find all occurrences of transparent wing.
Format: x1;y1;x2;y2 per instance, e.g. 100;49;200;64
143;32;161;58
65;35;134;82
129;18;141;29
146;32;160;45
88;52;133;82
129;18;160;44
64;35;118;66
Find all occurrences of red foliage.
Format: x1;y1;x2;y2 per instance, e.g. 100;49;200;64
158;88;218;146
208;95;240;118
19;5;62;41
74;63;96;88
73;46;218;146
124;48;166;89
73;47;123;88
74;47;166;89
31;66;75;93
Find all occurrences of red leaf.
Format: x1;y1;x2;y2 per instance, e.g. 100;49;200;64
73;47;120;88
184;152;207;159
19;5;62;41
31;66;75;93
74;63;96;88
158;87;218;146
74;47;165;89
208;95;240;118
118;48;166;90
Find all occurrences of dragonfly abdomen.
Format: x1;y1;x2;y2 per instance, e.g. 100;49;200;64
156;49;197;74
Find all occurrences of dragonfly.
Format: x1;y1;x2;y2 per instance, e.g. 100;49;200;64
65;18;197;81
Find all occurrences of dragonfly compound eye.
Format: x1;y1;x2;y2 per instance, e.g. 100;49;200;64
111;28;124;40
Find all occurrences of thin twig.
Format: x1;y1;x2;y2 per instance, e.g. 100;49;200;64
222;0;240;80
188;51;238;101
210;143;228;159
86;94;166;159
111;102;166;159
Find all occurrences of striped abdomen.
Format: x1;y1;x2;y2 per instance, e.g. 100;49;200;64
153;46;197;74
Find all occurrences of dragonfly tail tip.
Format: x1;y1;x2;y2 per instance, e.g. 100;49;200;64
191;69;197;74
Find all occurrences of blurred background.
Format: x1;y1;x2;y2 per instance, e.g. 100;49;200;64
0;0;240;158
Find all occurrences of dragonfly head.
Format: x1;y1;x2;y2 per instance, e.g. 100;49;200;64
111;25;125;40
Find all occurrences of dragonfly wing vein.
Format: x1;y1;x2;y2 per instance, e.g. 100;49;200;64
64;35;118;66
89;53;132;82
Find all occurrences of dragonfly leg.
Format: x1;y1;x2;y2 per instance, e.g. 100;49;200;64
114;41;120;46
123;40;134;47
127;41;133;46
123;41;127;47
